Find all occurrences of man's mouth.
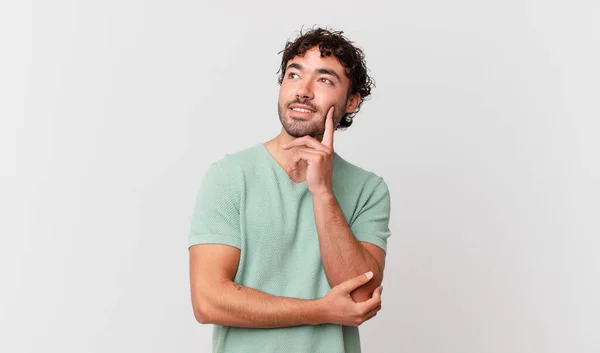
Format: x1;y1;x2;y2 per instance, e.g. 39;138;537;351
291;107;314;113
289;104;317;116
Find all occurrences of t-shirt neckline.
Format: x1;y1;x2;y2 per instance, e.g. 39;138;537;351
257;142;309;186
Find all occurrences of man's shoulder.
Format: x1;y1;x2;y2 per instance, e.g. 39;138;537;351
207;143;263;173
334;153;385;185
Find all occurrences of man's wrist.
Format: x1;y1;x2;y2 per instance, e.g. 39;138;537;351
305;298;328;325
311;190;336;203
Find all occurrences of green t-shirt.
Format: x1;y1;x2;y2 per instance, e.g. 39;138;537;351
188;142;391;353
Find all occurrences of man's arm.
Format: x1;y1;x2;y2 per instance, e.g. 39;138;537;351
189;243;382;328
312;193;386;303
281;108;391;303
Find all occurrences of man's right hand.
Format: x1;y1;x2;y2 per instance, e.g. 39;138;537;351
317;271;383;327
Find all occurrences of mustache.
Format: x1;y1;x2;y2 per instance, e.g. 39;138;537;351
286;99;319;113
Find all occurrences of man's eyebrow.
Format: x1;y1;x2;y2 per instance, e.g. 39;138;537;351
287;62;303;71
316;68;341;81
286;63;342;81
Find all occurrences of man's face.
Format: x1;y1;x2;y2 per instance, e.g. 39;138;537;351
278;47;359;139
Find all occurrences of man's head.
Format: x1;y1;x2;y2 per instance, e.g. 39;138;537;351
277;27;374;139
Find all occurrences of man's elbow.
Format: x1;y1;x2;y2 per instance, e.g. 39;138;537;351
192;289;223;324
193;300;213;324
191;278;231;324
350;286;376;303
350;271;383;302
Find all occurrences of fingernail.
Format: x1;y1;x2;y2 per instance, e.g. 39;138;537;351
365;271;373;279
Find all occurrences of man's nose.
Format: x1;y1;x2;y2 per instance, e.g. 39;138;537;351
295;80;314;99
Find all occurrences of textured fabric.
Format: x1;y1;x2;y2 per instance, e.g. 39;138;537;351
188;142;391;353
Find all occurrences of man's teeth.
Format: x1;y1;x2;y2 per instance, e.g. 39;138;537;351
292;108;313;113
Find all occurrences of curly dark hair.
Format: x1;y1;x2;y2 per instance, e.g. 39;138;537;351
277;26;375;130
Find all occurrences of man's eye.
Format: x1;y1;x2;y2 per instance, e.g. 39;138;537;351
288;73;299;79
320;78;332;84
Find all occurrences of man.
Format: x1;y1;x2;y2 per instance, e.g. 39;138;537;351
188;27;392;353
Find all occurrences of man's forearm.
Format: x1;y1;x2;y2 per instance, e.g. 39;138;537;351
194;279;323;328
312;193;383;300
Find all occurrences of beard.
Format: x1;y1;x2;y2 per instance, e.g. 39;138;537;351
277;98;346;138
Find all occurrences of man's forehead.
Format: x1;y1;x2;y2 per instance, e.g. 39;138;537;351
286;51;348;78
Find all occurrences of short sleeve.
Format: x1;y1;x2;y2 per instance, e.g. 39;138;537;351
188;162;241;249
350;177;392;253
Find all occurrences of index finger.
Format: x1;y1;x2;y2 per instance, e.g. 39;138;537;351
336;271;374;294
321;106;335;148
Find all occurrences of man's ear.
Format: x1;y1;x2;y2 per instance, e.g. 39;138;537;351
345;93;361;113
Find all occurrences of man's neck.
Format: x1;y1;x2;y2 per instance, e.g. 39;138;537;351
264;129;323;167
264;133;294;167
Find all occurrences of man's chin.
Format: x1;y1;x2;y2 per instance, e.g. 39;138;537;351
287;131;310;138
284;127;317;139
279;114;322;138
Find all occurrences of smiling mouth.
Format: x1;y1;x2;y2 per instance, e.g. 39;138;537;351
291;107;314;113
289;107;317;118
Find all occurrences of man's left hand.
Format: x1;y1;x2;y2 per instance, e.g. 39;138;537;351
282;106;336;197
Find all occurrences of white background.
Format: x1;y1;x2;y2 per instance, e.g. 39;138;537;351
1;1;599;352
